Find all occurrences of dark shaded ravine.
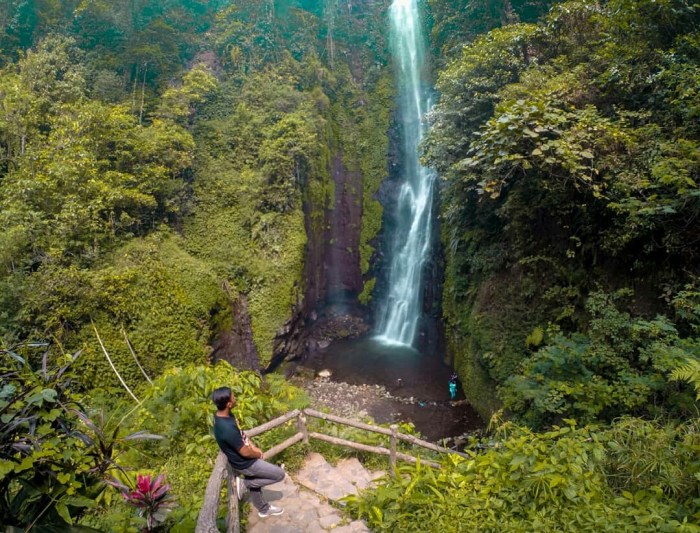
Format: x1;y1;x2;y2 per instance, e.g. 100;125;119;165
299;336;484;441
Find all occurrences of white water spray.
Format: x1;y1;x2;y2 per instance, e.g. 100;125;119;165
376;0;436;347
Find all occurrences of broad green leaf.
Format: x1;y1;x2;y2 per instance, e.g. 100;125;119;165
55;502;72;524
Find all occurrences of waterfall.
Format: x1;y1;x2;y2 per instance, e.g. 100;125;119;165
376;0;436;347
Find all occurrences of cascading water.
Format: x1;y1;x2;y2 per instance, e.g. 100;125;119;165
376;0;436;347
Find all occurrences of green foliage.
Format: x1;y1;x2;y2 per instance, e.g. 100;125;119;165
156;64;218;124
1;345;95;528
671;358;700;400
347;417;700;532
0;35;86;179
424;23;538;174
185;63;326;361
430;0;700;420
9;232;226;389
427;0;554;60
0;343;158;529
525;326;544;349
501;291;698;426
0;46;219;360
447;331;503;420
1;0;223;87
1;98;193;266
259;110;320;212
602;417;700;499
85;361;306;531
441;255;552;417
358;277;377;305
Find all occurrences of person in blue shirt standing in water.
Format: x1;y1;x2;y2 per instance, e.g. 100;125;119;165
449;373;458;400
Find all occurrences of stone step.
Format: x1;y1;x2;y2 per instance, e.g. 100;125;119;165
295;452;360;502
246;467;370;533
334;458;374;491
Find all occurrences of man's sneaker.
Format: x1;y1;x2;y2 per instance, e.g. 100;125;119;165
235;476;246;500
258;505;284;518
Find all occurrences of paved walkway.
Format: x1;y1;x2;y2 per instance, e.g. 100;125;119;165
245;453;383;532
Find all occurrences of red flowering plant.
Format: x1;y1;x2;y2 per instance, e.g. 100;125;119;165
110;473;176;531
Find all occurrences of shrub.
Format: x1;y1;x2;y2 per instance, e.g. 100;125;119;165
0;343;158;529
346;417;700;532
111;474;176;532
500;291;697;427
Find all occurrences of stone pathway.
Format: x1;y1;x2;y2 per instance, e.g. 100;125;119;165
245;453;384;532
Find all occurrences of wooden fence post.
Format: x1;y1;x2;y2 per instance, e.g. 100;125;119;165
195;452;228;533
298;411;309;444
389;424;398;475
225;465;240;533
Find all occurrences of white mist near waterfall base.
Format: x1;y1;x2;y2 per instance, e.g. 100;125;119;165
376;0;436;347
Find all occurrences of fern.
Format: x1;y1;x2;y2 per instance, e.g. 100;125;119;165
670;358;700;400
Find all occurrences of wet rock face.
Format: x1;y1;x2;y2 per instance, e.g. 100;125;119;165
275;146;368;365
305;151;364;311
328;152;364;299
270;311;370;369
210;294;262;372
305;314;370;353
270;308;307;366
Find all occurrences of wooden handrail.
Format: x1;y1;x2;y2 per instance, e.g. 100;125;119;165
196;407;466;532
303;408;469;458
224;464;239;533
304;408;394;436
246;409;301;438
195;452;233;533
264;431;305;459
308;431;390;457
307;432;442;469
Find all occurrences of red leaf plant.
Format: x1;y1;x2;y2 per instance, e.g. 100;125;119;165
110;473;176;531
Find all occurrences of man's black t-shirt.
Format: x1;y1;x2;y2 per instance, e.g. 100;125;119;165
213;414;256;470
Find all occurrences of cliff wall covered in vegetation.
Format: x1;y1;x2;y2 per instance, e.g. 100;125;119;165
0;0;395;379
427;0;700;421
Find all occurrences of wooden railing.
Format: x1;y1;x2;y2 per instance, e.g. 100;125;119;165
194;408;468;533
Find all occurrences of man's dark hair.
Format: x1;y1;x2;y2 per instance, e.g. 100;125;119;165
212;387;232;411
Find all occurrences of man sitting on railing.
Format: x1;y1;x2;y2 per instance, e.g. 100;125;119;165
212;387;285;518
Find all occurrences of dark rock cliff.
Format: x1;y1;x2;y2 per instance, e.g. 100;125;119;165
271;145;369;368
210;292;263;374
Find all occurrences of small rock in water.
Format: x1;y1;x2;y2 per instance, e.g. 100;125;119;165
317;369;332;378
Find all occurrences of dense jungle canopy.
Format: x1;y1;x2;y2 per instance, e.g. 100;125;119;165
1;0;699;531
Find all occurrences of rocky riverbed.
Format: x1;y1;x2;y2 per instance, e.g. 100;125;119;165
290;372;484;445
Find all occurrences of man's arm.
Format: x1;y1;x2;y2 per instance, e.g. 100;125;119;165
222;421;264;460
239;443;264;459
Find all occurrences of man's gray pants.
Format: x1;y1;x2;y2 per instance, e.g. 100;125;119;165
238;459;285;512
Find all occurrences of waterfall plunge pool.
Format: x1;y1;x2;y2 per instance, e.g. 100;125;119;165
300;336;484;441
